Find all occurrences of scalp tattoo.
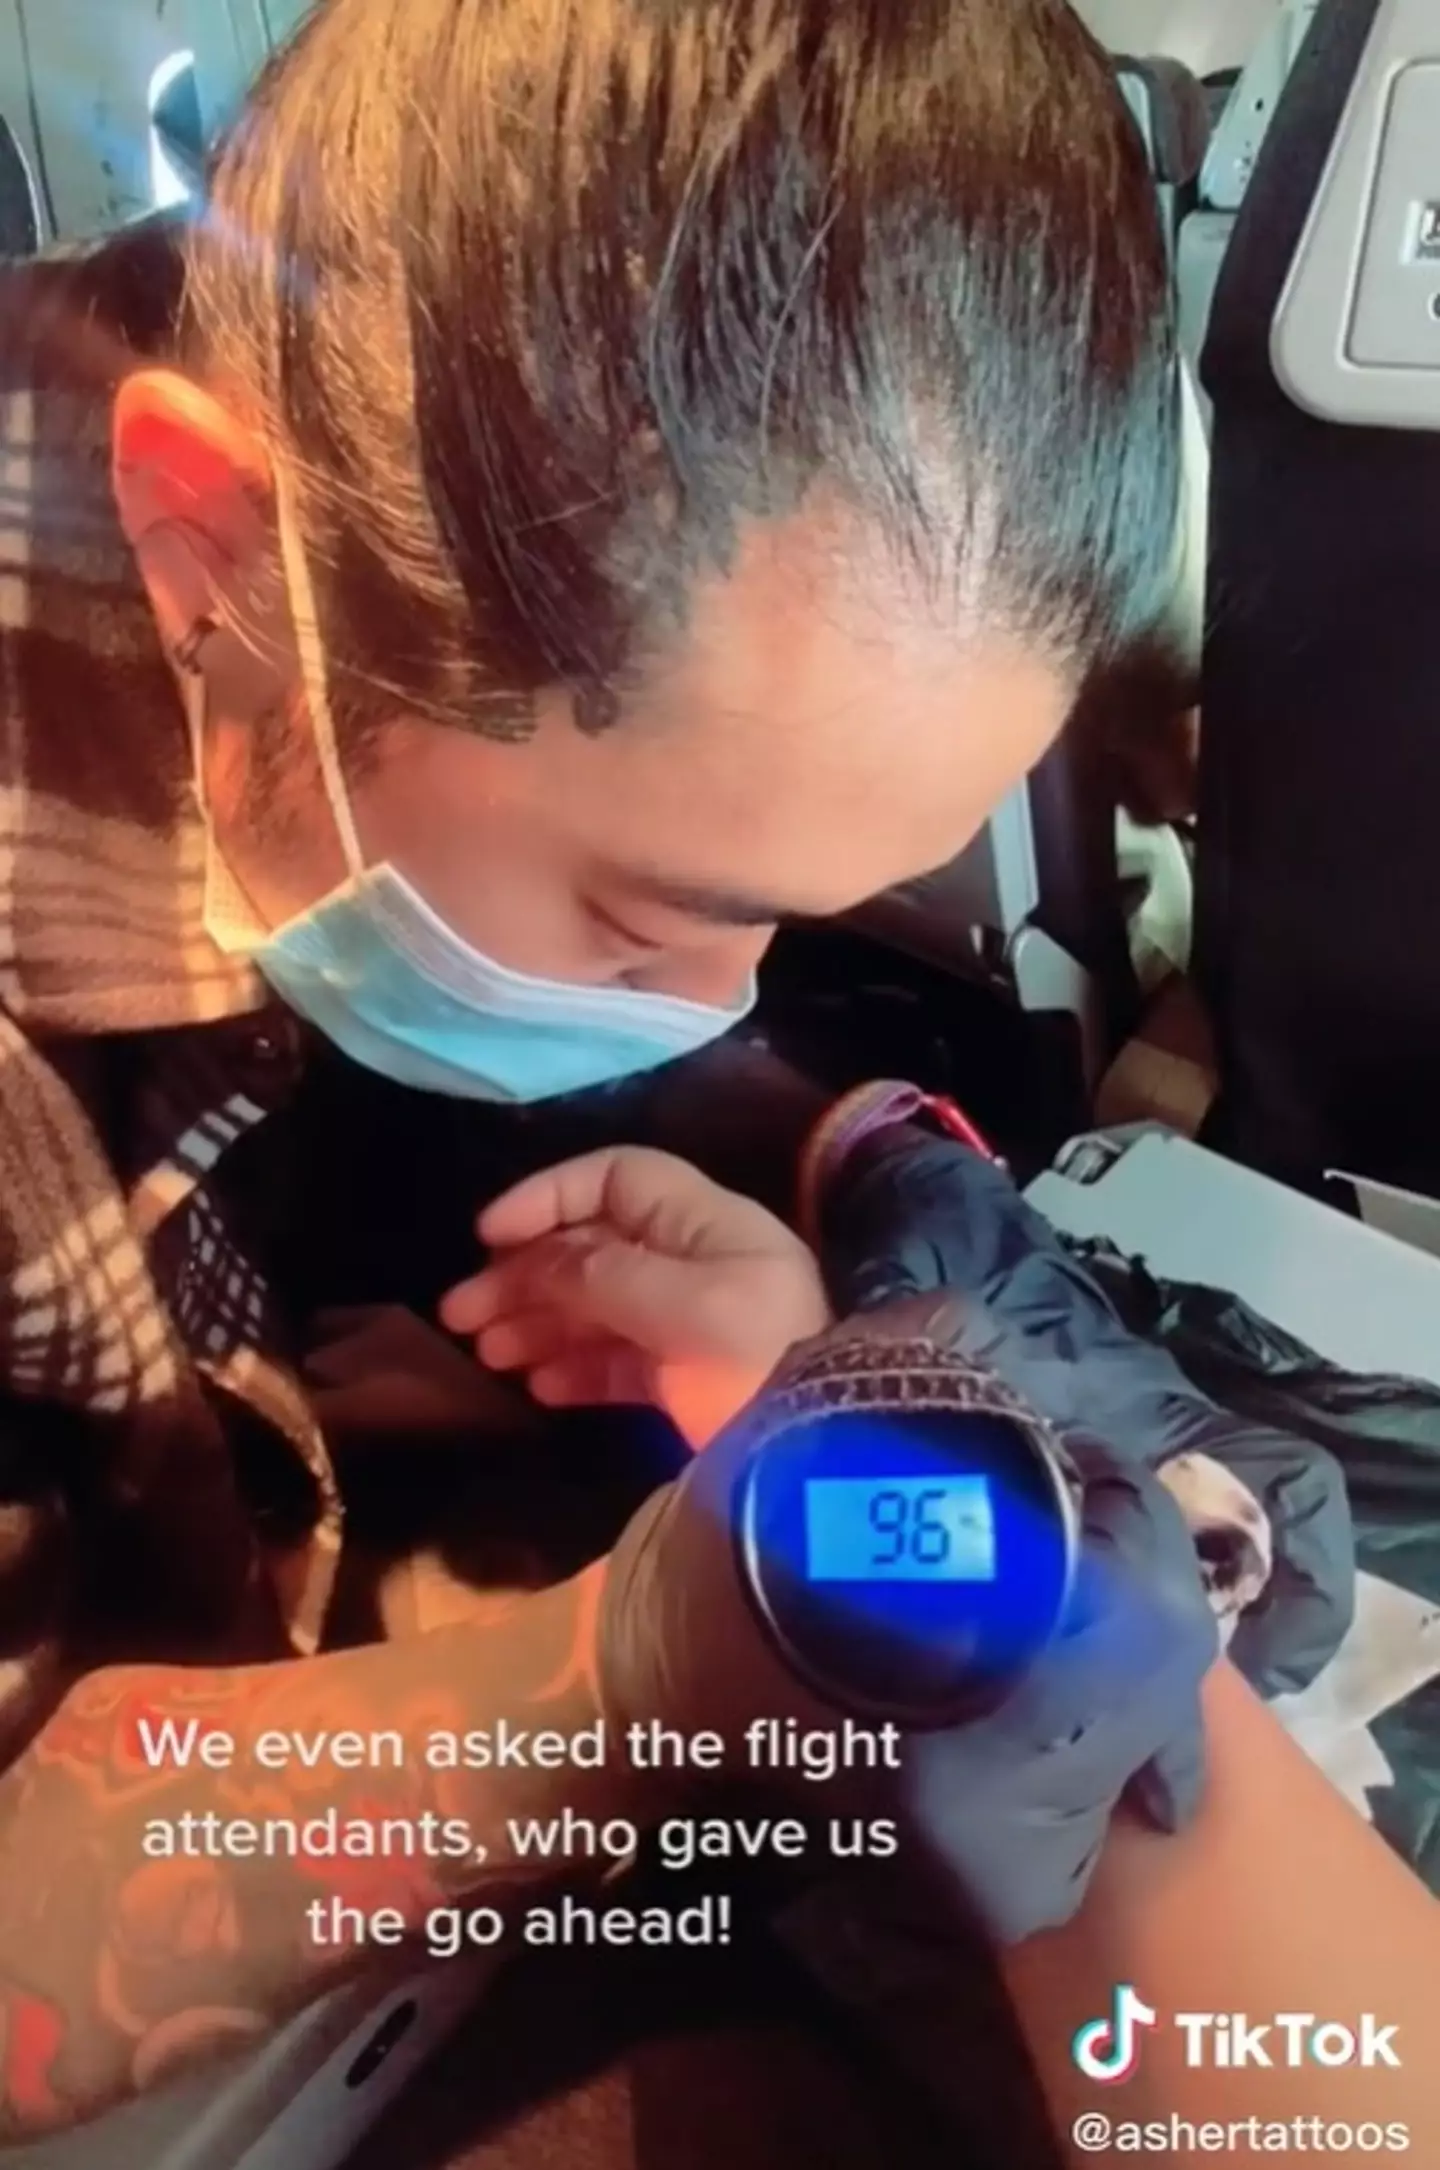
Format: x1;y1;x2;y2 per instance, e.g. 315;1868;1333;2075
573;680;622;735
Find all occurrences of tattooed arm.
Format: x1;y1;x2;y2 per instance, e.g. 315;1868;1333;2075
0;1558;669;2140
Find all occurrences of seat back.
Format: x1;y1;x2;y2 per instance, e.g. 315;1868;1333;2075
1115;54;1213;259
0;114;40;258
1196;0;1440;1193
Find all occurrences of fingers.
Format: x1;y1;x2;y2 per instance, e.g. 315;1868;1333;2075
442;1223;689;1354
440;1239;658;1406
477;1147;736;1254
468;1304;655;1396
440;1268;519;1339
475;1152;624;1248
440;1225;708;1395
1084;1465;1218;1690
470;1307;575;1373
440;1258;658;1407
527;1343;656;1409
441;1228;608;1336
1001;1456;1216;1800
1126;1701;1207;1833
446;1150;826;1433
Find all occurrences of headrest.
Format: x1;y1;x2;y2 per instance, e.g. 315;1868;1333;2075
1115;55;1214;187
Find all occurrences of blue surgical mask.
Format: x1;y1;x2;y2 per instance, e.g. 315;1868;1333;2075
189;481;755;1103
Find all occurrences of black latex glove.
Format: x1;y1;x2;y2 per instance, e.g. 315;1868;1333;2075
901;1431;1213;1940
821;1130;1355;1694
600;1306;1217;1945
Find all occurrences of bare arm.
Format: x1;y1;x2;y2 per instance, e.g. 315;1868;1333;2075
0;1560;652;2140
1002;1662;1440;2158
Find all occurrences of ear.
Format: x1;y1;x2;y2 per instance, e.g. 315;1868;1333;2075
112;370;276;657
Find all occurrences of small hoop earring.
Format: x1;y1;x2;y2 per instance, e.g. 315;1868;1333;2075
173;615;220;676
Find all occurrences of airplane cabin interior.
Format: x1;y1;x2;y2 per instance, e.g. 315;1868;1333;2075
0;2;1438;2166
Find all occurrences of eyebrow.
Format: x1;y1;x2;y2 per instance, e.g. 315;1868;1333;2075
636;875;802;928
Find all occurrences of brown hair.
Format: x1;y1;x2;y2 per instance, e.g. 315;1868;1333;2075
184;0;1179;747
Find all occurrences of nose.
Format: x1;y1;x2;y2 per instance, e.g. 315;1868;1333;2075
626;927;774;1007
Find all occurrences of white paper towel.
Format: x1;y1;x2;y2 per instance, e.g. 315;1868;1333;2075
1271;1572;1440;1820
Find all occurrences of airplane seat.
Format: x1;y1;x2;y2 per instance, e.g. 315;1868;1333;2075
0;113;40;258
1196;0;1440;1198
1114;53;1214;256
847;52;1217;1108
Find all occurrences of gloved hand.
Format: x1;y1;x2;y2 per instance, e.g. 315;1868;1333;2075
600;1304;1218;1945
900;1429;1214;1940
816;1122;1354;1694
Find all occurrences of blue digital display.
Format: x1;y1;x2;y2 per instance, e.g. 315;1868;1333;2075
803;1476;997;1584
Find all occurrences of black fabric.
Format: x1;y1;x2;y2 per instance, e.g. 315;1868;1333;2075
1072;1242;1440;1893
1196;0;1440;1197
819;1129;1356;1699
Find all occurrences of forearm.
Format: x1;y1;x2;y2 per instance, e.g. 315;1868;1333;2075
0;1559;652;2138
1002;1663;1439;2157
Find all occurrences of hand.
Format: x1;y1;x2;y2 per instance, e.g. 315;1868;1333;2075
599;1301;1218;1944
902;1435;1215;1941
822;1130;1353;1695
440;1147;832;1445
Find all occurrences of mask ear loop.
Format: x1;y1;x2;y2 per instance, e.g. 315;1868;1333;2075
272;469;366;881
173;618;268;957
175;614;220;816
174;615;219;678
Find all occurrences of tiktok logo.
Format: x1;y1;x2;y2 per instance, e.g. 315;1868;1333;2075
1071;1985;1158;2085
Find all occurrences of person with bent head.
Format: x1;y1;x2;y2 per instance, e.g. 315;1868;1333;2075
0;0;1347;2150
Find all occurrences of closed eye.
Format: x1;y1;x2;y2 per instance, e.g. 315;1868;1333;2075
584;899;671;956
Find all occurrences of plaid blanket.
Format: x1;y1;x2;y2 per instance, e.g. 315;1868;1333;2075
0;219;342;1759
